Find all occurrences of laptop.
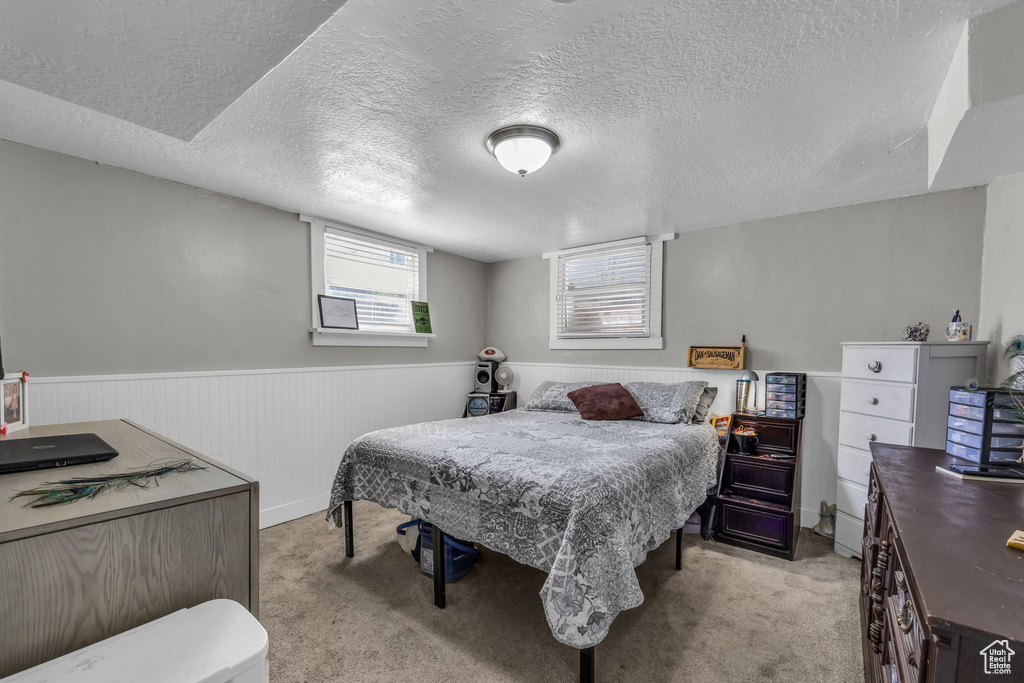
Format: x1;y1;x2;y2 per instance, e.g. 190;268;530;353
0;433;119;475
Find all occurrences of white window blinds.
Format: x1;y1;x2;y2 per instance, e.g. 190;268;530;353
555;242;652;338
324;230;421;332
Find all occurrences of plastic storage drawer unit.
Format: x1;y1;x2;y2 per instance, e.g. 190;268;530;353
945;386;1024;466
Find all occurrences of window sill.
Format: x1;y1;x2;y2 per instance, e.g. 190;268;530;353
549;336;663;350
310;327;434;348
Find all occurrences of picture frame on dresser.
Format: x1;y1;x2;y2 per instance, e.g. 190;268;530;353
834;341;988;558
2;372;28;432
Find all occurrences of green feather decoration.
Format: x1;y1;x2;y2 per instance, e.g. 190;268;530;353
11;458;207;508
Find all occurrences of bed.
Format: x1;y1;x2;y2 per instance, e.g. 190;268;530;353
327;382;721;681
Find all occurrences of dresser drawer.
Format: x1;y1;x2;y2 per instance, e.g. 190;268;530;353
838;446;873;487
837;478;868;519
840;380;916;422
718;499;790;550
865;471;882;539
842;346;918;383
724;456;794;504
885;568;928;683
839;412;914;450
835;511;863;558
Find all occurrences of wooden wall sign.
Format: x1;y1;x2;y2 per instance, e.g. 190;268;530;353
687;346;746;370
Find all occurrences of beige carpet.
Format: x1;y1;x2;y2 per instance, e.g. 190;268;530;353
260;501;864;682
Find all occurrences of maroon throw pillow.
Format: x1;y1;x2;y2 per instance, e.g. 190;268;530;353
567;383;644;421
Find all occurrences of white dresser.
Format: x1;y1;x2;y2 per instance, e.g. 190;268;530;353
834;341;988;558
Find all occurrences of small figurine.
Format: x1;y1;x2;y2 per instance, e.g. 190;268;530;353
902;322;930;342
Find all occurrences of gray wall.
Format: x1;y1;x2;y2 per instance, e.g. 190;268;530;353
978;171;1024;382
487;188;987;372
0;140;488;376
970;0;1024;107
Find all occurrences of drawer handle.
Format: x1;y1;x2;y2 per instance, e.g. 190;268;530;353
866;433;877;442
868;490;879;503
867;361;882;373
868;397;879;405
897;597;915;634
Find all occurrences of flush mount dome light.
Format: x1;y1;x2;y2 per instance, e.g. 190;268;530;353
486;125;560;177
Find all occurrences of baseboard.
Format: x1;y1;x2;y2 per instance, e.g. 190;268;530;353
260;493;330;529
800;506;822;529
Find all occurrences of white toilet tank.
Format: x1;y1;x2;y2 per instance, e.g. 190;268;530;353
2;599;268;683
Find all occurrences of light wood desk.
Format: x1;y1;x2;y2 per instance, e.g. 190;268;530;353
0;420;259;678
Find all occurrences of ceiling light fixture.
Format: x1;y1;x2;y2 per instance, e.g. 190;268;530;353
485;125;560;177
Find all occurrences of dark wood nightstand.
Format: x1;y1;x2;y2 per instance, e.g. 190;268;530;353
715;413;802;560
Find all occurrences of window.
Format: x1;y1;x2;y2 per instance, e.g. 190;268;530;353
303;216;431;347
545;235;673;350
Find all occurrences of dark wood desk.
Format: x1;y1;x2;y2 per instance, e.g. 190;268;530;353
862;443;1024;683
0;420;259;678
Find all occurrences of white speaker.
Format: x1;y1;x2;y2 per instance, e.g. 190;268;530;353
475;362;497;393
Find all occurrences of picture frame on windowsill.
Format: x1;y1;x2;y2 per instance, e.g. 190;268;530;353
318;295;360;330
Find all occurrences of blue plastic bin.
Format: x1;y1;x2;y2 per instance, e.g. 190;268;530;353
419;522;480;584
396;519;423;562
395;520;480;583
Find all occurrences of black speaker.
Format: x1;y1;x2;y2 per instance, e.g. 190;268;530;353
475;361;497;393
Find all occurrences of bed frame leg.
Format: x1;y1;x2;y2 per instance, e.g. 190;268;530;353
432;524;446;609
580;646;595;683
343;501;354;558
675;527;683;570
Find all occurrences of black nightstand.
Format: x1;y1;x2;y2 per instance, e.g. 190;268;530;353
715;413;803;560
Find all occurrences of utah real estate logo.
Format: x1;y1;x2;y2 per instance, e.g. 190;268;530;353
980;639;1015;675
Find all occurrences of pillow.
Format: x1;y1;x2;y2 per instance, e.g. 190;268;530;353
691;387;718;424
524;381;603;412
624;381;708;424
567;383;644;421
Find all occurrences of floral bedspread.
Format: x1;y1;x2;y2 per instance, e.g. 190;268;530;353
327;409;720;649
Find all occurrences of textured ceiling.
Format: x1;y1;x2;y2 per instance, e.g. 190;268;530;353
0;0;346;140
0;0;1016;261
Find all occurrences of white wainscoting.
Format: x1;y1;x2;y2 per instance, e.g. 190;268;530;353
27;362;475;528
503;362;842;529
25;360;841;532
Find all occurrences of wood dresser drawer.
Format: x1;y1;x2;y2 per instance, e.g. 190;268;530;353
839;412;913;450
724;456;794;504
717;497;790;550
840;380;916;422
865;471;882;539
842;345;918;383
885;566;928;683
